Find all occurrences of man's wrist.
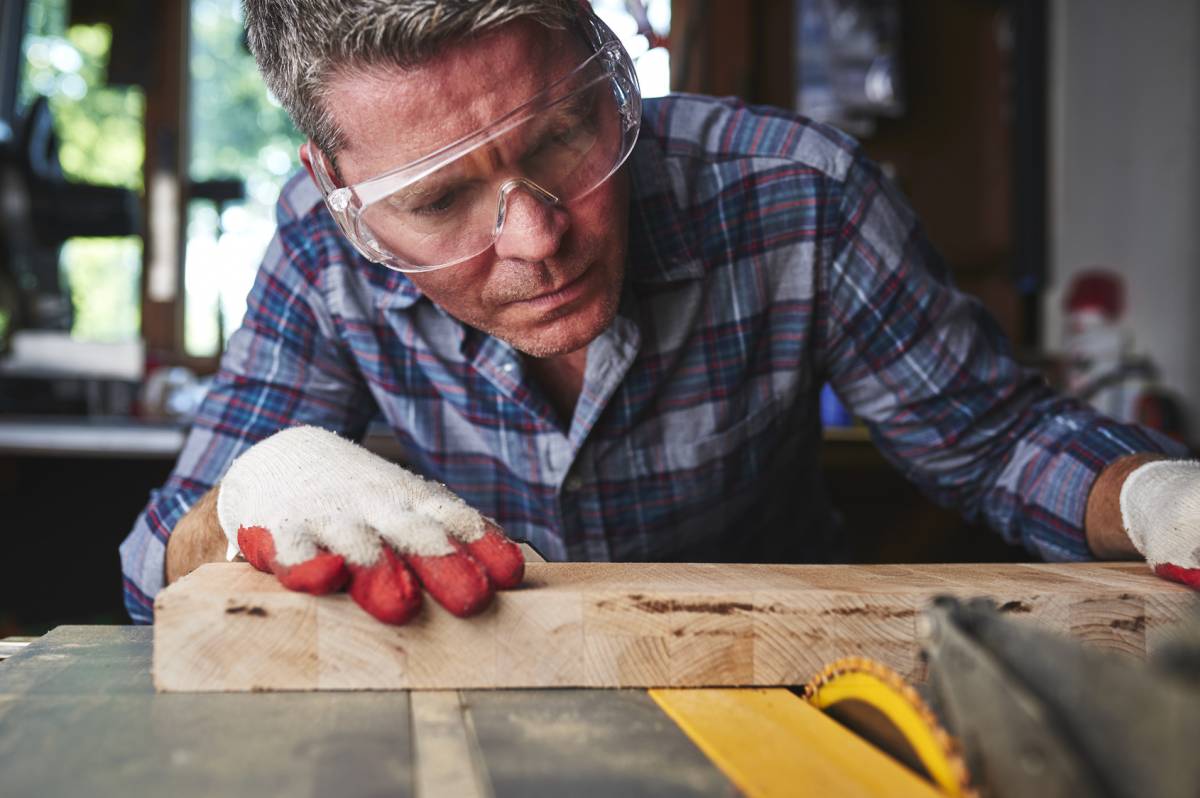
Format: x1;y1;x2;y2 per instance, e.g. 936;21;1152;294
164;485;228;584
1084;453;1168;559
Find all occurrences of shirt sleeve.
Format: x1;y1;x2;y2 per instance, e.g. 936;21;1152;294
118;220;377;623
817;151;1188;561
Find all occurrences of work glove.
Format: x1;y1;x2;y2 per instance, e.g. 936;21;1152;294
1120;459;1200;589
216;425;524;624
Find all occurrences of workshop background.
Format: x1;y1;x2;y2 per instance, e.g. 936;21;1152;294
1;0;1195;635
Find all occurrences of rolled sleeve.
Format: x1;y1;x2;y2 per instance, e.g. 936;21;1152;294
119;222;377;622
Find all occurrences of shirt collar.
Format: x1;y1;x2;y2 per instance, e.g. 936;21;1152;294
372;264;424;311
625;134;704;284
371;134;701;311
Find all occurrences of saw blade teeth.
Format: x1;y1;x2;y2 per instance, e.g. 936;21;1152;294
802;656;978;798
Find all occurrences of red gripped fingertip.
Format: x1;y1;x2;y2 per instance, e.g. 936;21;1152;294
463;528;525;590
347;547;423;625
237;526;277;573
273;551;349;595
237;526;348;594
1155;563;1200;591
406;551;494;617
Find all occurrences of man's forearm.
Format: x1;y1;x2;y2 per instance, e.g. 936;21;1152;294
1084;452;1166;559
164;485;227;584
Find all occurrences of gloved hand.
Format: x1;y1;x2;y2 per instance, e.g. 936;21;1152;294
1121;459;1200;589
216;426;524;623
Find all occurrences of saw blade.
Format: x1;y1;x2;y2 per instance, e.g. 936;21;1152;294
802;656;976;798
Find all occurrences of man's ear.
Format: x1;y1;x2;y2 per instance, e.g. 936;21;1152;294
300;142;348;190
299;141;320;185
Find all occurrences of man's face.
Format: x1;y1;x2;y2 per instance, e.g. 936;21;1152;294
319;19;630;358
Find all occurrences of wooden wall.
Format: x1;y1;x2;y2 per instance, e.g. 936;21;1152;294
670;0;1027;343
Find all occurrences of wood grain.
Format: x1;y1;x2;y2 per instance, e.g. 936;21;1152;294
153;562;1198;692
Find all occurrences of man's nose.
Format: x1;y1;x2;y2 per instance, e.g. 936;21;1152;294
492;180;570;263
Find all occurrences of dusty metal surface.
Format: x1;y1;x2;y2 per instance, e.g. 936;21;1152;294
0;626;732;798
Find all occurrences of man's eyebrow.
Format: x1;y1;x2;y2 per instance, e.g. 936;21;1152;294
386;177;461;205
550;89;593;120
389;182;437;202
384;149;499;205
522;92;592;143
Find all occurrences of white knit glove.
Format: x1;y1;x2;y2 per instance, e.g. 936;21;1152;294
1120;459;1200;589
216;426;524;623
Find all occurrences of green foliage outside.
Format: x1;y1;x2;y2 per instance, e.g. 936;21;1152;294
21;2;144;190
185;0;303;356
15;0;654;352
190;0;302;188
18;0;302;351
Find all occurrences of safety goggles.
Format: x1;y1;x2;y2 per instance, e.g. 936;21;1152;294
310;13;642;273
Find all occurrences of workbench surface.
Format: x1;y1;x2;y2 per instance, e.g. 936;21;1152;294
0;626;738;797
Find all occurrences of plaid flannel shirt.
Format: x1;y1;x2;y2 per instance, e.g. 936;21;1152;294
120;94;1183;622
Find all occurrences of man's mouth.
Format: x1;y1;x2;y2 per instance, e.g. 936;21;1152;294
506;264;592;309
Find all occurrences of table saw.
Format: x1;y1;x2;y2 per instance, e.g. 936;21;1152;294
0;625;951;797
2;560;1197;797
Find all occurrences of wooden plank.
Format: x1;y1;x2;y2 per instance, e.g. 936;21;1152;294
517;542;546;563
154;561;1198;691
649;688;945;798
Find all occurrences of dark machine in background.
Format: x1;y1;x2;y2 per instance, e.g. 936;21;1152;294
0;0;142;340
0;95;140;338
0;0;141;414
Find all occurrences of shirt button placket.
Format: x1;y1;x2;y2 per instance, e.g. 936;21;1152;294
541;436;577;547
566;451;610;561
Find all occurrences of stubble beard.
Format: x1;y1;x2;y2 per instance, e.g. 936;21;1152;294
476;260;626;358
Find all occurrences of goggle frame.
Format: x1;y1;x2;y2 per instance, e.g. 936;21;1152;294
310;12;642;273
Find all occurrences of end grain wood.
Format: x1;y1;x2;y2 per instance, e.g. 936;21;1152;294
153;562;1198;692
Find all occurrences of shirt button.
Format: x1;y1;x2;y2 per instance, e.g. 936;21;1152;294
564;475;584;492
502;362;515;373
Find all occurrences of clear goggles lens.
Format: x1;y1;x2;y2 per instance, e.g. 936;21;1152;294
314;24;641;273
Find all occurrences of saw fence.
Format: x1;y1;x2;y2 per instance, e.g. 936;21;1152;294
153;561;1198;692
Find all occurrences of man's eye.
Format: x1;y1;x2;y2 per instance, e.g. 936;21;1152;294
527;124;587;162
552;120;594;147
550;126;581;145
411;189;459;216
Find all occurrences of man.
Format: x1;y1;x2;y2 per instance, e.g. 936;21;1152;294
120;0;1198;625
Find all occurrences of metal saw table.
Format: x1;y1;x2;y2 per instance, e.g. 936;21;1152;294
0;626;943;797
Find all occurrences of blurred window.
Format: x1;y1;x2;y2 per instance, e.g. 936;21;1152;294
18;0;144;342
14;0;671;356
185;0;303;356
591;0;671;98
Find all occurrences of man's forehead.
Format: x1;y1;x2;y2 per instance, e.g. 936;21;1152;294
328;19;588;179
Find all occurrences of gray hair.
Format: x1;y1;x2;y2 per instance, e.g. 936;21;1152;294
243;0;582;158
